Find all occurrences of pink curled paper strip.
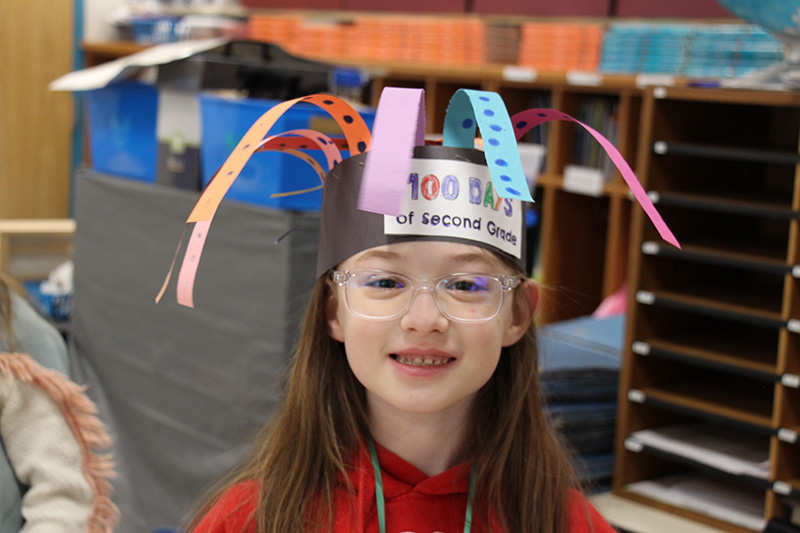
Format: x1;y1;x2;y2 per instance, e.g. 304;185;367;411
511;109;680;249
358;87;426;216
158;95;372;307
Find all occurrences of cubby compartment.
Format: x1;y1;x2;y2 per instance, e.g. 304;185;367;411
641;203;793;266
537;188;609;323
649;98;800;153
549;90;621;175
630;355;775;430
639;253;787;320
646;156;796;212
632;305;780;379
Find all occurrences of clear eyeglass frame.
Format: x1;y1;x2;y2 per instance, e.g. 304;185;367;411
330;269;522;322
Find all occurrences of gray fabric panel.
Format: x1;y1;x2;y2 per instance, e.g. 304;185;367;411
69;170;319;532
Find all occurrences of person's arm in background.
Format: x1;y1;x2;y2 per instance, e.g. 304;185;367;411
0;353;117;533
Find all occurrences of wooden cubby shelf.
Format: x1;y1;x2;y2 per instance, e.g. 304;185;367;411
616;86;800;532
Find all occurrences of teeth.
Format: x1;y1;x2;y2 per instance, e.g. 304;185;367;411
394;354;451;366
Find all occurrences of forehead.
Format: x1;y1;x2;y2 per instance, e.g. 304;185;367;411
342;241;508;272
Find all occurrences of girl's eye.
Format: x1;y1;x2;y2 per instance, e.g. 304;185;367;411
362;276;405;290
446;277;489;292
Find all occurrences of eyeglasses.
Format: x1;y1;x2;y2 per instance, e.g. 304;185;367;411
330;269;522;322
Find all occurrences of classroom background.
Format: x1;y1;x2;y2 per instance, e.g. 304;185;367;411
2;0;800;532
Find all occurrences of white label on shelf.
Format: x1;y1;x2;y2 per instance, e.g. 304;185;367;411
778;428;799;443
793;265;800;279
628;389;646;403
654;86;668;99
774;481;793;496
782;374;800;389
502;65;538;83
647;191;661;203
632;341;651;355
624;437;644;453
636;74;676;88
563;165;604;197
642;242;660;255
636;291;655;305
788;319;800;334
653;141;668;154
566;70;603;87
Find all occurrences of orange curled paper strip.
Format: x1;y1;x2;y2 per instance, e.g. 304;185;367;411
187;95;371;224
157;94;372;307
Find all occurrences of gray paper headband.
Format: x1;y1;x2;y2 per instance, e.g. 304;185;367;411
316;145;528;277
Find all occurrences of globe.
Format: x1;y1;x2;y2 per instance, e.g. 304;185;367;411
716;0;800;88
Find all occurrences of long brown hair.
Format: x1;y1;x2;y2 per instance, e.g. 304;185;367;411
189;263;578;533
0;272;19;351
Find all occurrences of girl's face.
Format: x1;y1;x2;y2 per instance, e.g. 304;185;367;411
326;241;535;421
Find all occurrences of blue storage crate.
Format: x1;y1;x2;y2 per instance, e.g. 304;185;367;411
24;281;72;322
86;81;158;183
200;94;375;211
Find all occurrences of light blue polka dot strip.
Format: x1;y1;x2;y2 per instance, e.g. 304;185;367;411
443;89;534;203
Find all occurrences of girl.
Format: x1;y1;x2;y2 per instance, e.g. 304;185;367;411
171;87;674;533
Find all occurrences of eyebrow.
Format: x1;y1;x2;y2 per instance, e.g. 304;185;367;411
354;250;401;263
354;249;500;270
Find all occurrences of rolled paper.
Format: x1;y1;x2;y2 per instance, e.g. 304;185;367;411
443;89;534;204
256;129;342;173
187;94;371;224
358;87;426;216
166;94;372;307
511;109;680;249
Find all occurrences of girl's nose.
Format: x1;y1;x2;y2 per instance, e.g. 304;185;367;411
399;288;449;334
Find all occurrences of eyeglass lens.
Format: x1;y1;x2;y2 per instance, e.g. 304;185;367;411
344;271;505;320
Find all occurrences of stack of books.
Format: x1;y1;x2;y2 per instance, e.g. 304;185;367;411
599;22;783;77
537;314;625;491
518;22;603;72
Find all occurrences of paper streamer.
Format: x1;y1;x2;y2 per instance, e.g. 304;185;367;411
256;129;342;173
161;94;372;307
512;108;680;249
443;89;534;204
358;87;426;216
187;95;370;224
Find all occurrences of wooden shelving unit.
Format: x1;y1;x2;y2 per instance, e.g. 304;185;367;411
614;86;800;532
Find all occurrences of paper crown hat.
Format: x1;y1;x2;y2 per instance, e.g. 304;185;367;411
158;87;679;308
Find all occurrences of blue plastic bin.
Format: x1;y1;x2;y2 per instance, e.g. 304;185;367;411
86;81;158;183
200;94;375;211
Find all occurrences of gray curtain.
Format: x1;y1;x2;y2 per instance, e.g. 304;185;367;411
69;170;319;532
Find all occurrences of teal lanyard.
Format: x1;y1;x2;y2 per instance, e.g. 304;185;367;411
366;434;477;533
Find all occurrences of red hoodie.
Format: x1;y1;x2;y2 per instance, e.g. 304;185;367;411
194;443;616;533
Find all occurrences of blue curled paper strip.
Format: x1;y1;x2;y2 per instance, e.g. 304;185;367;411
443;89;534;203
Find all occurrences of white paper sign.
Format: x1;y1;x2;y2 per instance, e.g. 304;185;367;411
502;66;538;83
563;164;605;197
384;159;524;260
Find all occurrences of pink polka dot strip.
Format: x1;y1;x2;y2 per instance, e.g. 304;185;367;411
358;87;426;216
443;89;534;204
511;108;680;249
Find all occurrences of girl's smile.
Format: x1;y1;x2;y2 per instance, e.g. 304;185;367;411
326;241;531;420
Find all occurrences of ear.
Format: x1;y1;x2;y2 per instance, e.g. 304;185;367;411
502;280;539;347
325;281;345;343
